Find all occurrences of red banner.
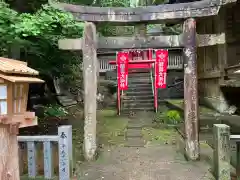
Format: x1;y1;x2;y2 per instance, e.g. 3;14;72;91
117;52;129;90
155;49;168;89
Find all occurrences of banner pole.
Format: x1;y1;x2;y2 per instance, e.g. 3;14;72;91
154;49;158;113
116;51;120;115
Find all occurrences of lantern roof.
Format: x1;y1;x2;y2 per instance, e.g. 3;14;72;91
0;57;44;83
0;57;39;76
0;74;44;83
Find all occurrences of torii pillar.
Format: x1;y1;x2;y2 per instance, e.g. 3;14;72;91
82;22;98;161
58;22;98;161
183;18;200;161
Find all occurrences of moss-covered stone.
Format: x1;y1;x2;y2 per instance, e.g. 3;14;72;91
142;127;177;145
97;109;128;146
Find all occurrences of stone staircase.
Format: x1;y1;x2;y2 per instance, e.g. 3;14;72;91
121;70;154;115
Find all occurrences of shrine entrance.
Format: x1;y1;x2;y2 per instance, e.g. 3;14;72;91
54;0;234;161
109;49;169;115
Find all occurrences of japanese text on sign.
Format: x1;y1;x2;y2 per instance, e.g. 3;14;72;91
155;49;168;89
117;52;129;90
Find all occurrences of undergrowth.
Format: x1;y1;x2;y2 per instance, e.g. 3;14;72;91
154;109;182;125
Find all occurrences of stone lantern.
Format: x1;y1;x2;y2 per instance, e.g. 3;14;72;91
0;57;44;180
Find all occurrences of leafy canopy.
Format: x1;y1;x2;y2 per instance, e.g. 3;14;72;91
0;2;84;77
0;2;84;44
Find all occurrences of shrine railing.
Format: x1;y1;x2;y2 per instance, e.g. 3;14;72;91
18;125;72;180
98;53;183;72
167;54;183;69
99;59;116;72
150;65;156;112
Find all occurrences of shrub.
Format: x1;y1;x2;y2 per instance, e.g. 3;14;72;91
43;104;68;118
164;110;182;125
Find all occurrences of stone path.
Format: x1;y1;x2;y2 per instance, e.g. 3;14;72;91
75;111;214;180
76;145;213;180
125;118;145;147
125;111;154;147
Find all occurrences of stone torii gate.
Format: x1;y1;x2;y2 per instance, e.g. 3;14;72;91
50;0;235;161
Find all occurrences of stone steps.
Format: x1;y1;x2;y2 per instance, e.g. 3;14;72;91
123;70;155;146
124;137;145;147
128;77;151;81
124;118;146;147
127;81;152;85
127;86;152;91
128;82;153;86
57;95;77;107
124;95;154;100
121;71;154;114
122;101;154;107
122;106;154;111
126;128;142;137
125;92;153;96
122;103;154;109
122;101;154;106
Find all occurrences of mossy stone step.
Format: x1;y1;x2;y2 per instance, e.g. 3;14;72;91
128;119;153;128
124;137;145;147
126;129;142;137
127;122;143;128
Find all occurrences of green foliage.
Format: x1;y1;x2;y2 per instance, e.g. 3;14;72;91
0;2;18;55
0;2;84;78
97;0;133;36
0;0;182;93
164;110;182;125
13;4;84;38
142;127;176;144
44;104;68;118
99;0;129;7
152;0;168;5
153;108;182;125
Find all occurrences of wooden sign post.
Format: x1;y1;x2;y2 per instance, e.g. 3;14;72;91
0;57;43;179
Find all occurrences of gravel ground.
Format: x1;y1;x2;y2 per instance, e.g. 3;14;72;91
75;145;213;180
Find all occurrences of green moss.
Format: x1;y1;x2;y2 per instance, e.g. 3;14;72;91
21;176;57;180
153;109;182;125
97;109;128;146
98;109;116;117
142;127;177;145
166;99;216;115
164;110;182;124
166;99;183;108
200;141;210;148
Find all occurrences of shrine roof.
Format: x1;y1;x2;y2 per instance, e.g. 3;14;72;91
49;0;236;23
0;57;39;76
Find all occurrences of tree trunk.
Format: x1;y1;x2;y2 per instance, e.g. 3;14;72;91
9;44;20;60
0;124;20;180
